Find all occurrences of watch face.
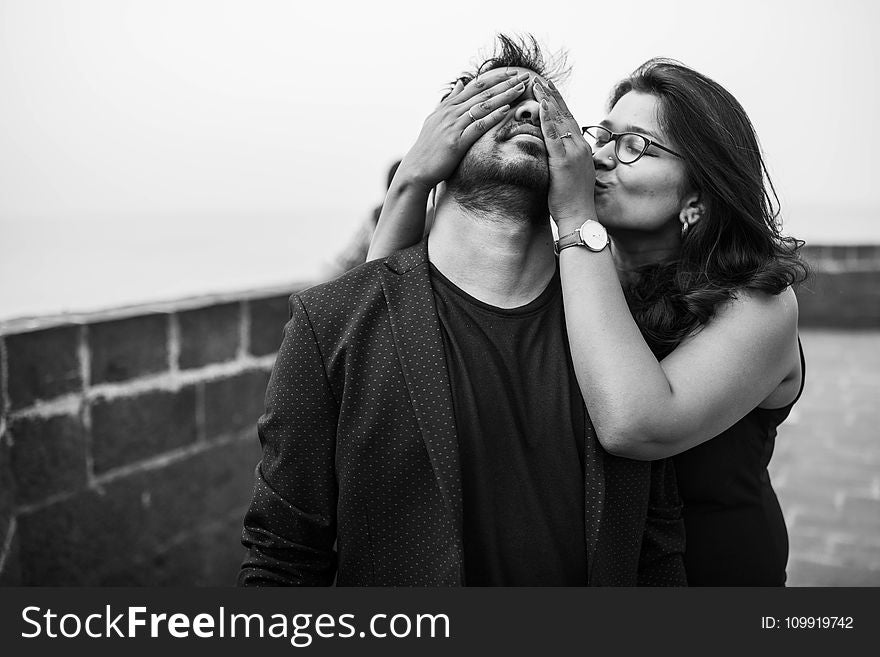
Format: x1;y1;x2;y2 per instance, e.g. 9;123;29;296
581;220;608;251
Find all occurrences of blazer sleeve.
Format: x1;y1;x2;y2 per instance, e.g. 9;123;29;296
238;295;339;586
637;458;688;586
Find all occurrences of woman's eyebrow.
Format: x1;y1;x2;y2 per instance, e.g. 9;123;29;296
600;119;663;141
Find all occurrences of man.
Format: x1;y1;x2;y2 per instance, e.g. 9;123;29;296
238;36;686;586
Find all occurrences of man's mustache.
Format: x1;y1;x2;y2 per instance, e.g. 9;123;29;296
496;122;544;142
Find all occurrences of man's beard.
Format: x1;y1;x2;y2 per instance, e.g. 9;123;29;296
446;127;550;225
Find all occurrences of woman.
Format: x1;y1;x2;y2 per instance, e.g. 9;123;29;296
368;57;808;585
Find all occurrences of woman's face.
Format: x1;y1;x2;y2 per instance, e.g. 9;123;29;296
592;91;690;236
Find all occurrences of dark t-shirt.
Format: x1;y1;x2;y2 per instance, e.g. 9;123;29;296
430;264;588;585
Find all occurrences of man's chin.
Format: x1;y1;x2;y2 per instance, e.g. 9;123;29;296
451;145;550;196
498;156;549;192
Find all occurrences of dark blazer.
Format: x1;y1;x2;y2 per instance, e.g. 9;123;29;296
238;242;686;586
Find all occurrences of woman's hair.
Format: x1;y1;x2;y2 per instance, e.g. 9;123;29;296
609;58;809;358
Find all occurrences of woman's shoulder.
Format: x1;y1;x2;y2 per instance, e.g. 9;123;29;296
712;287;801;409
677;285;800;388
712;285;799;333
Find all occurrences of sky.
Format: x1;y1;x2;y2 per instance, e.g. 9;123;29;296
1;0;878;321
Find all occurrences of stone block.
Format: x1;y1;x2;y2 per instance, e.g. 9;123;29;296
89;314;169;384
15;483;145;585
9;413;88;506
91;387;197;474
6;325;81;409
203;370;270;440
96;513;246;586
177;303;241;369
144;438;260;539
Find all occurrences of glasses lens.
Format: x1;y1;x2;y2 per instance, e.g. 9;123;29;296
616;133;648;164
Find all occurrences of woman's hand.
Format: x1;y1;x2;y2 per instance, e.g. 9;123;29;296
533;79;597;233
398;68;531;190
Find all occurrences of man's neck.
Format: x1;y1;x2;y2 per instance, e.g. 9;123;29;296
428;194;556;309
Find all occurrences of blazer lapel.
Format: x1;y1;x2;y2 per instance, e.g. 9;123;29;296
379;241;464;552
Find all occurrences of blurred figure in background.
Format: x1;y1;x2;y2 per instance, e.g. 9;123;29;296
330;160;402;275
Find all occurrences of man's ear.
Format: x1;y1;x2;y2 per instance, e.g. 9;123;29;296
679;193;707;228
425;182;447;235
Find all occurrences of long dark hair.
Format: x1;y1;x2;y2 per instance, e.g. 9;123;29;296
610;59;809;358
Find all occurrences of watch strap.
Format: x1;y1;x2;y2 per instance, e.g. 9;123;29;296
554;228;584;255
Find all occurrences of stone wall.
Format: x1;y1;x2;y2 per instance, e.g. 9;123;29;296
797;245;880;328
0;289;295;585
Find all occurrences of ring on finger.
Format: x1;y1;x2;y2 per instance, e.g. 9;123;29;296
467;108;477;122
559;132;573;139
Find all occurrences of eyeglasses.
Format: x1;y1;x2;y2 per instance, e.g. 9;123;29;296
581;125;682;164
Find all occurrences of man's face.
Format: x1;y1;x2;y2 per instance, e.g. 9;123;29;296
453;67;549;193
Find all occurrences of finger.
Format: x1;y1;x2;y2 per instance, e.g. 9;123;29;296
453;67;521;104
438;78;466;106
534;78;580;134
544;79;577;120
460;104;511;143
448;78;465;99
536;81;585;141
535;87;569;158
533;81;564;132
458;73;529;126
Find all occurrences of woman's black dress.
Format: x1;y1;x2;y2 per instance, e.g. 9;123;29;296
673;343;806;586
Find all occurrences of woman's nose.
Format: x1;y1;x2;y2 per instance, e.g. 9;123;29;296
592;142;616;169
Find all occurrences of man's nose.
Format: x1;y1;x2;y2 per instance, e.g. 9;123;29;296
513;98;541;126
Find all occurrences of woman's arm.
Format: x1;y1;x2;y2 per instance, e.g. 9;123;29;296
534;81;801;460
367;69;531;261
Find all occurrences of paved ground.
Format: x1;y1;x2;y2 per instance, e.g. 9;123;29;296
769;329;880;586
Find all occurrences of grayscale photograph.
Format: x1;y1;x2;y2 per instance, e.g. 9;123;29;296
1;0;878;599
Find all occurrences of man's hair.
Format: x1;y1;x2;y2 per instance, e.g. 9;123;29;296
445;33;569;97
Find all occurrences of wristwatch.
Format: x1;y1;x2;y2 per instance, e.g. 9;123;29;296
554;219;610;254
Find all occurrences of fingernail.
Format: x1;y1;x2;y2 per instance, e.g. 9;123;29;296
500;104;510;113
547;80;557;91
541;99;549;110
518;72;530;81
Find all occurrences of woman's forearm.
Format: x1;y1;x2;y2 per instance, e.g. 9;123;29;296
366;175;431;261
559;235;799;460
558;242;677;459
